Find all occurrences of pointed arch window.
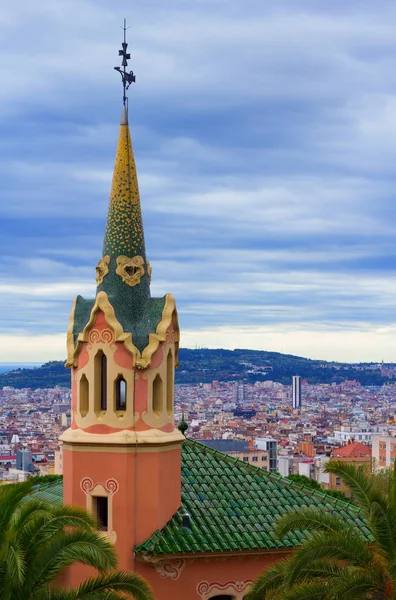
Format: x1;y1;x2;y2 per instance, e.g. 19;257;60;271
94;351;107;413
115;376;127;411
79;374;89;417
166;350;173;416
152;374;163;416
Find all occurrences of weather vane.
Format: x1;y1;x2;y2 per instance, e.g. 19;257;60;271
114;18;136;106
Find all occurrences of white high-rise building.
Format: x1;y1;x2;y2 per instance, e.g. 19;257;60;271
292;375;301;409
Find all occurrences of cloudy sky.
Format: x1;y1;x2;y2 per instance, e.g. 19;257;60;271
1;0;396;363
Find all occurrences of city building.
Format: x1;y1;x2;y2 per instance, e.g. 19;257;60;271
372;433;396;469
225;449;270;469
328;442;372;496
292;375;301;409
329;424;384;445
255;437;278;472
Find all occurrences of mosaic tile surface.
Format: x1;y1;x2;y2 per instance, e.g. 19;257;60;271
71;118;167;353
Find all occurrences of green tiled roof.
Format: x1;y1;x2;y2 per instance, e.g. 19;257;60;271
32;481;63;505
135;439;369;556
34;441;370;557
71;294;166;353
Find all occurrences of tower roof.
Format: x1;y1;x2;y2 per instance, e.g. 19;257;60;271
67;107;175;366
96;104;151;322
102;106;147;264
66;32;180;370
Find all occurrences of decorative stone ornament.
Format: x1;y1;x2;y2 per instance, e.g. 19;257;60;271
95;255;110;286
147;259;152;282
116;255;145;287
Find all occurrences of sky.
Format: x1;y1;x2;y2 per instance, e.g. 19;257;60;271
1;0;396;363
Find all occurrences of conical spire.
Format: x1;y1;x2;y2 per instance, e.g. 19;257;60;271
103;107;146;259
96;106;151;321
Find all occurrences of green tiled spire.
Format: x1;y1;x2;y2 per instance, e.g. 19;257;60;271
103;105;146;259
67;105;169;360
97;105;151;323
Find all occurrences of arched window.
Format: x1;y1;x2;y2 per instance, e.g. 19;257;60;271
79;374;89;417
166;350;173;415
94;351;107;413
115;377;127;411
152;374;163;415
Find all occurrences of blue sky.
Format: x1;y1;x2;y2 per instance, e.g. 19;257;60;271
1;0;396;363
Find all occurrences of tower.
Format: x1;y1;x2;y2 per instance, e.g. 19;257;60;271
234;381;246;405
60;28;183;577
292;375;301;409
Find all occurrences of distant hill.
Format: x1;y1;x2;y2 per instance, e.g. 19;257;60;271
0;349;392;389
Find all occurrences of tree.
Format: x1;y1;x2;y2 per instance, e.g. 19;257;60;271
246;461;396;600
0;480;154;600
286;473;350;503
286;474;321;489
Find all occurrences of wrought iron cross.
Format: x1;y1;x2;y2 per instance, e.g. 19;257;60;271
114;18;136;105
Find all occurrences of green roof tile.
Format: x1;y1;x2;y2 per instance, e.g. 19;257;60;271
134;439;370;557
32;441;369;558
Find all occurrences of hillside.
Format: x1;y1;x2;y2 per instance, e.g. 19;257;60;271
0;349;392;389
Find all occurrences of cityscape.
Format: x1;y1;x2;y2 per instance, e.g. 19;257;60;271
2;2;396;599
1;373;396;493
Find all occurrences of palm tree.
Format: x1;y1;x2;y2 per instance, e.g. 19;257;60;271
0;480;154;600
246;461;396;600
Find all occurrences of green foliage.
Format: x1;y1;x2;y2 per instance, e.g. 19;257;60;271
31;474;63;485
246;461;396;600
325;489;351;503
0;349;394;388
287;474;321;490
286;474;352;504
0;480;154;600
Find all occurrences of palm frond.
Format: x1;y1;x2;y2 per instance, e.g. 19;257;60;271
0;481;33;534
276;580;329;600
282;529;376;578
71;571;154;600
323;461;372;510
244;559;290;600
275;505;355;539
329;567;386;600
22;529;118;594
282;557;346;587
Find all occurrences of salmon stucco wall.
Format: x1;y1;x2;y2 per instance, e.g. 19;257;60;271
135;551;291;600
62;444;181;586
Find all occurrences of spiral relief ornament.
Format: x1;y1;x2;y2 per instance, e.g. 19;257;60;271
101;329;114;344
80;477;94;493
155;559;186;581
105;479;119;494
89;329;101;345
80;478;119;496
88;328;114;346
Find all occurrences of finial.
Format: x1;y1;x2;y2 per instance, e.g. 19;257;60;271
178;413;188;436
114;18;136;106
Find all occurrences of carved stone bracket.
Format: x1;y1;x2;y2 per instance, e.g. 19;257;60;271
146;259;152;282
154;558;186;581
96;255;110;286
